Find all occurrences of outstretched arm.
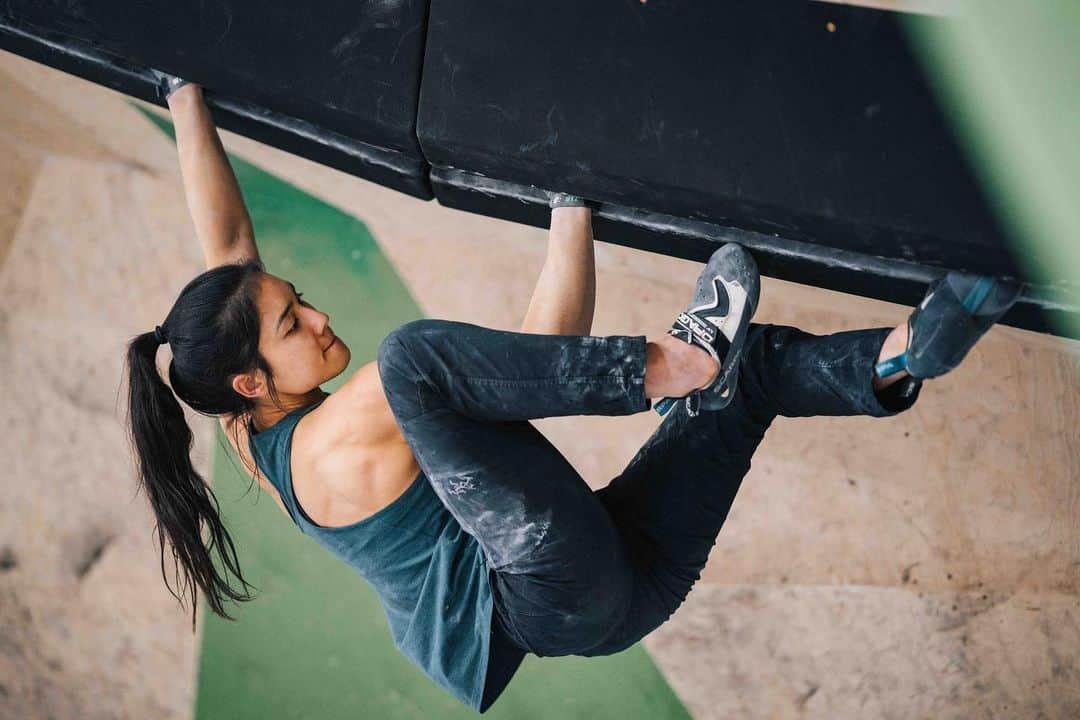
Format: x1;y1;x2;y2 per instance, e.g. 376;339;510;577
165;83;279;505
166;84;260;269
520;206;596;335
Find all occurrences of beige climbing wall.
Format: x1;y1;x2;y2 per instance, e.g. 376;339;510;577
0;56;206;719
1;50;1077;719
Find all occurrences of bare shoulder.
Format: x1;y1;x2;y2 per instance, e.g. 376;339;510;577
325;360;400;444
292;361;420;526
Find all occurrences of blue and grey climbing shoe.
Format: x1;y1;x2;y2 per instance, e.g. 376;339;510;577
875;271;1022;381
655;243;760;418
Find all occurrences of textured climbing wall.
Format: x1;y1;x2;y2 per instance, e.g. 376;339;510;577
0;57;204;719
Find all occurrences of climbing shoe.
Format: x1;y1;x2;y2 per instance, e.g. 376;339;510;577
875;271;1022;381
655;243;760;418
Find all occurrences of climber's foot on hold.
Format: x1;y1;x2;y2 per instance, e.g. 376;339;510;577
874;271;1022;383
654;243;760;418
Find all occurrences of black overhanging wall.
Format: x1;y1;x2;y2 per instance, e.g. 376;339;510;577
420;2;1004;272
0;0;434;197
0;0;1073;337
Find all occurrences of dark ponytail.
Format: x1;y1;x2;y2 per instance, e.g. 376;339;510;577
124;258;282;630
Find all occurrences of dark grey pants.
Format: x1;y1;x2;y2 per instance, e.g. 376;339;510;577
375;319;920;699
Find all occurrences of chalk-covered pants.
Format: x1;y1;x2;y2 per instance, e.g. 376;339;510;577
375;321;920;675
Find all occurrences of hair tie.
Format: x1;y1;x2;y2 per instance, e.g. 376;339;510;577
153;325;168;345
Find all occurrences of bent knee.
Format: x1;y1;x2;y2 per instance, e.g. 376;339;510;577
499;573;633;657
375;329;430;421
382;318;454;350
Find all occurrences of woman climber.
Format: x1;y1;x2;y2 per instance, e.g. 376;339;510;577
124;75;1020;712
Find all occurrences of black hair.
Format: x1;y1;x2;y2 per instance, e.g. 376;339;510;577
124;258;283;631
